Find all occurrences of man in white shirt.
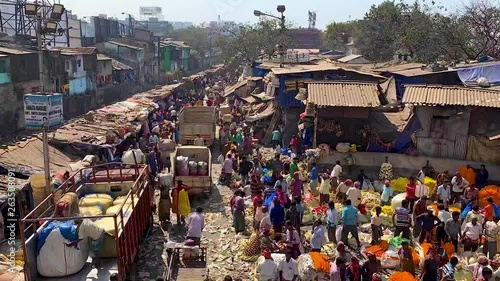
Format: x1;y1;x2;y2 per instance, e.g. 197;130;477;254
186;207;205;245
259;206;272;231
346;181;362;207
437;183;452;208
330;161;342;185
462;217;483;252
310;220;327;252
415;182;429;199
327;201;339;243
451;172;469;205
483;217;500;259
256;249;278;281
278;250;299;281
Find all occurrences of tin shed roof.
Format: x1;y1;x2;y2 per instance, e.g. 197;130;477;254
403;85;500;108
307;82;381;108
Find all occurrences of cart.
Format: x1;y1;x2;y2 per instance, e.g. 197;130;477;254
165;242;209;281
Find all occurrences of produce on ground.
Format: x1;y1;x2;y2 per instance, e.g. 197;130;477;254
361;191;381;210
364;240;389;257
424;176;437;195
478;185;500;207
389;271;418;281
312;206;328;219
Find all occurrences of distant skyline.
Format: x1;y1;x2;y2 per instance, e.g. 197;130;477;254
60;0;461;30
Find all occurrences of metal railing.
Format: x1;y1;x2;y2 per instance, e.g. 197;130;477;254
20;163;153;281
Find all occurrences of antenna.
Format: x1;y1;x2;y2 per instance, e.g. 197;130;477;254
308;10;317;29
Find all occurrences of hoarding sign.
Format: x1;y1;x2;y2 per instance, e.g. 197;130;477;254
24;94;64;129
139;6;162;15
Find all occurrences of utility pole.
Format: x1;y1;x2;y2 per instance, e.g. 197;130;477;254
36;11;51;197
157;36;161;84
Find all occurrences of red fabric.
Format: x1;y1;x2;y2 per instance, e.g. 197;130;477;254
482;204;494;221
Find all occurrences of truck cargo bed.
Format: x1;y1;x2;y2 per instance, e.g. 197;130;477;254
37;257;118;281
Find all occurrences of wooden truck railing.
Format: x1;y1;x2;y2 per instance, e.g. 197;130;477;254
20;163;154;281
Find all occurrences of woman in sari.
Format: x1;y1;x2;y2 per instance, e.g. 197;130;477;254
398;241;415;276
346;256;362;281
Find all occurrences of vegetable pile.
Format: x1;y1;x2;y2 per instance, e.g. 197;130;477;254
479;185;500;207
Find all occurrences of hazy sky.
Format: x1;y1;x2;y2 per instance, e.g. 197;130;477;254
59;0;461;29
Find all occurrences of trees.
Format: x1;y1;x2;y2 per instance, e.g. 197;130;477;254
323;21;359;52
169;26;212;57
323;0;500;62
215;18;292;65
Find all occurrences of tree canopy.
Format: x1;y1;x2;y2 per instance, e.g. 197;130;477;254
323;0;500;62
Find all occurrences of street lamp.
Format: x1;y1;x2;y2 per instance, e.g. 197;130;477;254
253;5;286;68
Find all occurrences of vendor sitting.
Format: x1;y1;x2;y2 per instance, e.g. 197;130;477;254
260;228;277;252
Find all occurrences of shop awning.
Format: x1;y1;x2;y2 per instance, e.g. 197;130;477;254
246;102;275;122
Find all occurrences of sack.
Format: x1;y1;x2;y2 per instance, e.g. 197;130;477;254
158;139;175;151
79;194;114;210
79;206;104;217
113;196;132;206
380;250;400;269
335;226;343;243
122;149;144;165
158;173;173;186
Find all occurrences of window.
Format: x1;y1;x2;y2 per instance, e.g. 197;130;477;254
0;59;7;73
77;59;81;67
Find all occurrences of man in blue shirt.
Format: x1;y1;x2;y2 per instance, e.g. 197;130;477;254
341;199;361;249
327;201;339;243
270;199;285;233
271;129;282;149
309;162;319;193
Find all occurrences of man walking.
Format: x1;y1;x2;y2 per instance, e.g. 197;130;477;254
341;199;361;249
186;207;205;245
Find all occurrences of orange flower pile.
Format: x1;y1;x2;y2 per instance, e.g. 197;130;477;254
364;240;389;257
309;252;331;273
420;242;431;257
479;185;500;207
389;271;418;281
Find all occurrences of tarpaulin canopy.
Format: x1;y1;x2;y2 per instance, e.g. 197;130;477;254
457;64;500;84
245;102;275;122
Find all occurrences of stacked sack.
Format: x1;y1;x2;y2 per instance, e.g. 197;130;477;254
198;161;208;176
188;161;198;176
78;194;114;219
176;156;189;176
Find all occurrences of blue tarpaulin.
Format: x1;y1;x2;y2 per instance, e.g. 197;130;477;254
457;64;500;84
367;113;422;154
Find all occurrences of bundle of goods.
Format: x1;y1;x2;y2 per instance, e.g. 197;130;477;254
79;205;104;217
391;177;409;192
54;192;79;217
37;219;105;277
79;194;114;212
93;217;124;258
391;193;407;210
176;156;189;176
335;142;350;153
198;161;209;176
297;253;331;281
122;149;145;165
158;173;173;186
361;190;381;210
388;272;418;281
158;139;175;152
316;143;330;158
237;233;262;262
222;114;233;123
380;249;400;269
188;161;198;176
478;185;500;207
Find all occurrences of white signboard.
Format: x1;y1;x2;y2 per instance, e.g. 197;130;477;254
139;6;162;16
24;94;64;129
270;51;311;64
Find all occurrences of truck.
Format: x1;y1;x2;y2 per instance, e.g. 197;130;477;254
178;107;217;146
20;163;154;281
171;146;212;195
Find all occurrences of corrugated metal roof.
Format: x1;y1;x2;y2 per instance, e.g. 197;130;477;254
97;54;112;61
112;59;133;70
0;46;33;55
161;40;191;48
50;47;96;55
107;41;143;51
338;54;364;63
403;85;500;108
307;82;381;108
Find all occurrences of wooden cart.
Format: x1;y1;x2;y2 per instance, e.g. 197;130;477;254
165;243;209;281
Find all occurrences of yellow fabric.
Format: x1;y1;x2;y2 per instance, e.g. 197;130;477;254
79;206;104;217
309;252;331;274
79;194;113;210
178;189;191;216
113;196;132;206
466;136;500;165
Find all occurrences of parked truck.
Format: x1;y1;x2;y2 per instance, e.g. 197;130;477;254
171;146;212;195
20;163;154;281
178;107;217;146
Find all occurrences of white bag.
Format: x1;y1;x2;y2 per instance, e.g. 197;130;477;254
335;225;343;243
122;149;144;165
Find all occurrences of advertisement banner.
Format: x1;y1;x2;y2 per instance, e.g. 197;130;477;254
139;6;162;15
24;94;64;129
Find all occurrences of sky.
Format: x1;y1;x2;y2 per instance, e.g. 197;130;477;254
59;0;461;29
